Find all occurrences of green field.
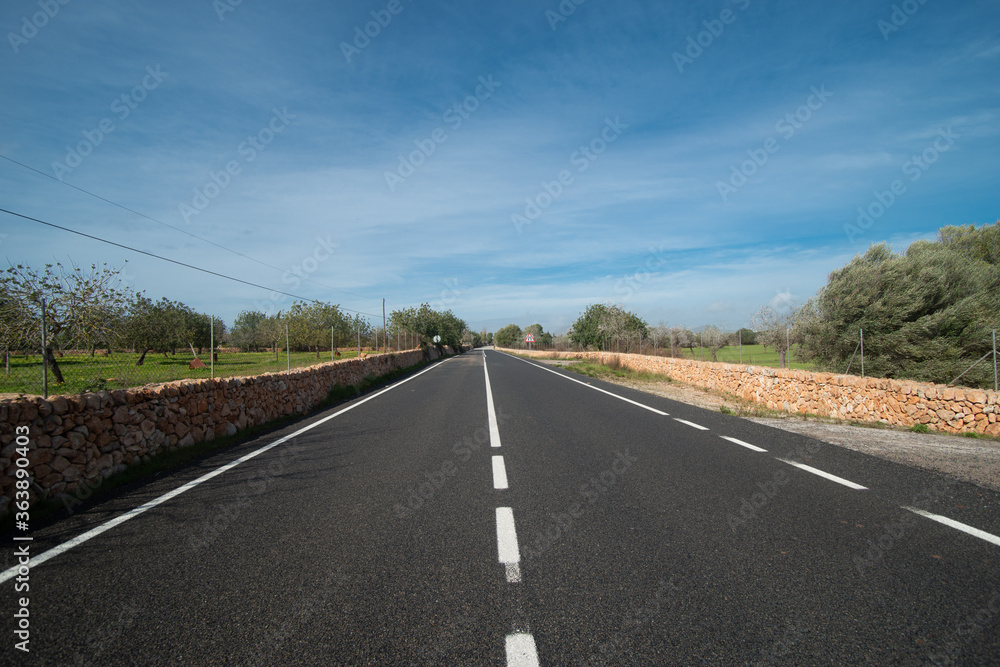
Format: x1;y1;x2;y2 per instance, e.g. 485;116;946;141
0;349;388;397
672;343;816;370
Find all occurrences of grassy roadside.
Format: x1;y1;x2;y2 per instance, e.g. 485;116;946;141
0;348;395;397
2;357;431;532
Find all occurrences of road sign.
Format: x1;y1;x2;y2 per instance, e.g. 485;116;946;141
524;334;535;343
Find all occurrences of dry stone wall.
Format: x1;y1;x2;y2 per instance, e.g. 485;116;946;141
499;348;999;437
0;348;446;518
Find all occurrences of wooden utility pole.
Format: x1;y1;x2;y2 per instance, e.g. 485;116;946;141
383;299;387;354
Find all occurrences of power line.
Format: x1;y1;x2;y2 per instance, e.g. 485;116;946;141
0;153;376;302
0;206;380;318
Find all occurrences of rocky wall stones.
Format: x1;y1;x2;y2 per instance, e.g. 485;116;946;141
0;350;428;518
501;348;999;438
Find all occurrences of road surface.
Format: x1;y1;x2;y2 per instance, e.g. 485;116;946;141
3;349;999;664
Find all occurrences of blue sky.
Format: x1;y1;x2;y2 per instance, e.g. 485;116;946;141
2;0;997;336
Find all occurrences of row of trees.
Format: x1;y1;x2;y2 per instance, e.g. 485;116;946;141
230;302;373;360
493;323;553;348
2;262;477;385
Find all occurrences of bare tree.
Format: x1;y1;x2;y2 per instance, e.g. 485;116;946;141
701;325;731;362
1;263;134;384
750;305;796;368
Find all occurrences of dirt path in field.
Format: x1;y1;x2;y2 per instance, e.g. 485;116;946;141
534;359;1000;492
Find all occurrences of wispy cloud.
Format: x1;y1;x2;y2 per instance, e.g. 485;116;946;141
1;0;997;332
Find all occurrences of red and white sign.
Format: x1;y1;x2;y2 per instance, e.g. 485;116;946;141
524;334;535;343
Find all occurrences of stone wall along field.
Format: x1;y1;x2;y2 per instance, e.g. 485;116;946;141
498;348;999;437
0;348;449;518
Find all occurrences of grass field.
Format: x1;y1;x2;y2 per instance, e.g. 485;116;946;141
673;343;816;370
0;349;389;397
514;344;817;371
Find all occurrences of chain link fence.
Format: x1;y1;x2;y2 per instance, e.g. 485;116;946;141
0;311;425;399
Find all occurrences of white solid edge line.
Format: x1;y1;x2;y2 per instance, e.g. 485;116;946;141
776;458;868;490
492;455;509;490
496;506;521;566
720;436;768;452
505;632;540;667
674;418;709;431
0;359;448;585
502;351;669;416
484;357;503;448
904;506;1000;547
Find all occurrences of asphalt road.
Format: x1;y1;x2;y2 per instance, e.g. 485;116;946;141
3;348;999;665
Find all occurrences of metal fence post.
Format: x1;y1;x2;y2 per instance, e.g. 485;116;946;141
41;298;48;398
210;314;215;379
285;323;290;372
994;329;998;392
860;328;865;379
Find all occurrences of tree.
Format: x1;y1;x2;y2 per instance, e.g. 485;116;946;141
735;327;757;346
569;304;609;350
230;310;268;352
701;325;731;362
494;324;523;348
569;303;648;351
1;262;134;383
799;223;1000;385
524;323;552;346
751;305;795;368
408;303;466;348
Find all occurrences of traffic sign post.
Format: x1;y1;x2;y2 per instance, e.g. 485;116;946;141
524;333;535;351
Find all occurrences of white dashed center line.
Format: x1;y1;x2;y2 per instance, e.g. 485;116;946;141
674;418;709;431
493;455;509;490
904;507;1000;547
484;360;503;448
777;458;868;490
496;507;522;583
720;436;768;452
506;633;541;667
